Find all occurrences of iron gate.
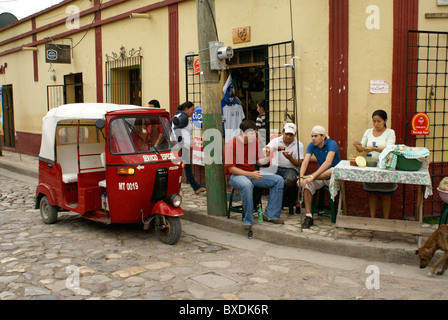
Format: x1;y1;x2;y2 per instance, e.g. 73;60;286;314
185;53;205;185
266;41;296;137
405;30;448;219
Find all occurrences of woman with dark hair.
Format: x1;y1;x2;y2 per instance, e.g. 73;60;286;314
172;101;206;194
148;100;160;108
353;109;396;218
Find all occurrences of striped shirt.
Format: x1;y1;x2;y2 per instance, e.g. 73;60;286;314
256;113;266;129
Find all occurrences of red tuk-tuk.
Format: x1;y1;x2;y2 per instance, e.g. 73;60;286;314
35;103;184;244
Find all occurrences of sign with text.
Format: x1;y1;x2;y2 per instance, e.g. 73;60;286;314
192;136;204;166
193;57;200;75
45;44;71;64
370;80;389;94
192;105;203;129
411;112;430;135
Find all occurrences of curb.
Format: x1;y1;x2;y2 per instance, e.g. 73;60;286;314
0;161;38;179
181;209;420;266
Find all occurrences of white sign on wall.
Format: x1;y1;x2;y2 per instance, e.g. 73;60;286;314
370;80;389;94
437;0;448;5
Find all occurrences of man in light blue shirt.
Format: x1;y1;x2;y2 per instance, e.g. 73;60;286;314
299;125;341;228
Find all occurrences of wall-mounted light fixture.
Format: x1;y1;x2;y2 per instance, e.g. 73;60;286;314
22;47;38;51
284;56;301;68
129;13;151;19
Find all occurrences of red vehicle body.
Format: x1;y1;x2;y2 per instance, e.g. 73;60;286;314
35;103;184;244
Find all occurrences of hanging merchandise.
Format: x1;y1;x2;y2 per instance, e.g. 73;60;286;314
221;75;245;143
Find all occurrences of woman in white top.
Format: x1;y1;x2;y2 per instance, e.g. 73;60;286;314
353;110;396;219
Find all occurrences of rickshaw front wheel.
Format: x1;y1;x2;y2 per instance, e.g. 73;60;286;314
40;196;58;224
157;216;182;245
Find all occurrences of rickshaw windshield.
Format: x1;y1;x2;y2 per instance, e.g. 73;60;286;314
109;115;175;154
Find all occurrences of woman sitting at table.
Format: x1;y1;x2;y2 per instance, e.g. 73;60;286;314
353;109;397;219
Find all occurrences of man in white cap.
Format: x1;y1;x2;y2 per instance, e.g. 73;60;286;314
298;125;341;228
264;123;304;213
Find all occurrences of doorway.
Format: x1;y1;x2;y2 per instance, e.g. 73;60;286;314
1;84;14;148
64;73;83;104
228;46;267;123
228;41;296;139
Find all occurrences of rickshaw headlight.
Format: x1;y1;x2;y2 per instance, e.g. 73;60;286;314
167;194;182;207
117;167;135;175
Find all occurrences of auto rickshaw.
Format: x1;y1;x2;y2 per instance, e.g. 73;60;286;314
35;103;184;245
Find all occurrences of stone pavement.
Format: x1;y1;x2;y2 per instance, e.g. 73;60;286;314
3;172;448;301
0;150;438;266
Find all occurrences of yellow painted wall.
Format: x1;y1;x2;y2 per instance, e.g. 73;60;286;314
419;0;448;32
347;0;394;158
0;0;447;149
101;6;170;109
178;0;198;105
291;0;329;145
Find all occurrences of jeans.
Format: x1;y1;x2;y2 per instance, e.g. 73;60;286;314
276;167;298;180
184;163;201;191
228;173;284;226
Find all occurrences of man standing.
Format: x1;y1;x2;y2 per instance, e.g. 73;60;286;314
264;123;304;208
299;125;341;228
225;120;285;230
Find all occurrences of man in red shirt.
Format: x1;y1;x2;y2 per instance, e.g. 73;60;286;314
225;120;284;230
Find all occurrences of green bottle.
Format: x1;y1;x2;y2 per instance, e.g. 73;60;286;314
257;204;263;224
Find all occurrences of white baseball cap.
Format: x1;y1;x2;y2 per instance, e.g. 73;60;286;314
284;123;296;134
311;125;326;135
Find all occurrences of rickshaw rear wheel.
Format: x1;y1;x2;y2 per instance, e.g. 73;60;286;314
40;196;58;224
157;216;181;245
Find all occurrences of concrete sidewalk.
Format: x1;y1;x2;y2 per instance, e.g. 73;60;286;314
0;150;436;266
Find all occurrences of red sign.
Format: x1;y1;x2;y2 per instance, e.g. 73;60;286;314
192;136;204;166
193;57;200;75
411;112;430;135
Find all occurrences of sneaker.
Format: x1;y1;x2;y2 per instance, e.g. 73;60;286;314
302;216;314;229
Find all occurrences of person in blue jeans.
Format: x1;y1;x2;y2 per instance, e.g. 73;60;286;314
299;125;341;228
172;101;206;194
225;120;284;231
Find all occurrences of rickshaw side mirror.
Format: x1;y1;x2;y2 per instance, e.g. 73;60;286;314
95;119;107;140
95;119;106;130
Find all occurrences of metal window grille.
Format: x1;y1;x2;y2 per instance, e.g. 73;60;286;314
47;85;64;111
405;30;448;219
266;41;296;137
185;53;206;186
105;54;142;105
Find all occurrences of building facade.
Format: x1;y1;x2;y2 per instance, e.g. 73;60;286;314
0;0;447;218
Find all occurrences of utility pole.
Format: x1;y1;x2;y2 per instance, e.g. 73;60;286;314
196;0;227;216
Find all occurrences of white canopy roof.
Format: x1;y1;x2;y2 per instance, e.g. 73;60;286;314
39;103;147;161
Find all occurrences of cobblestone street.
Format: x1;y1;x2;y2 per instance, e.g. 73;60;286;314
1;170;448;304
